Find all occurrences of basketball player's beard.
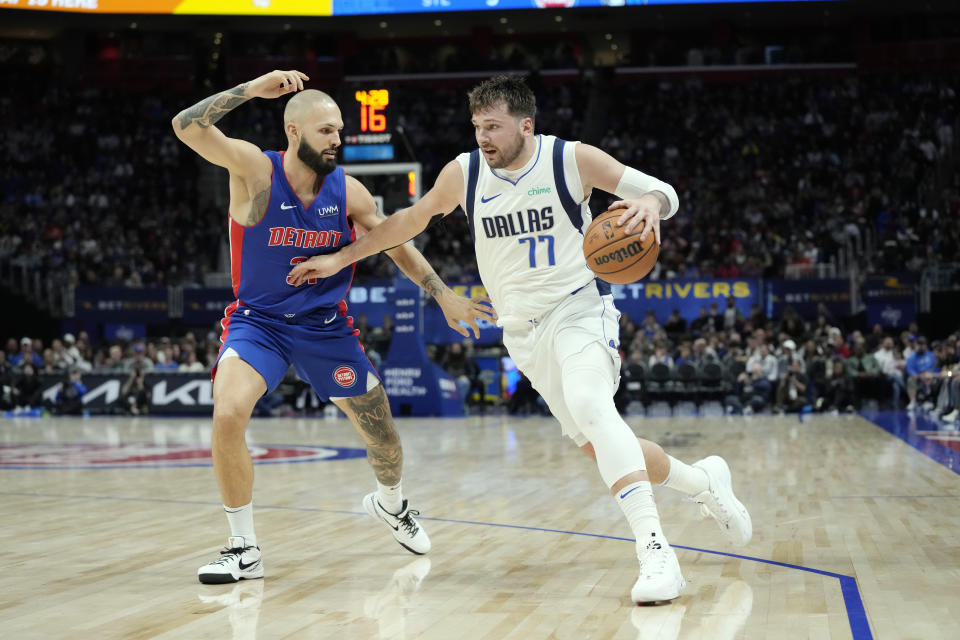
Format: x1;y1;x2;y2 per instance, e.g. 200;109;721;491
486;133;525;169
298;139;337;177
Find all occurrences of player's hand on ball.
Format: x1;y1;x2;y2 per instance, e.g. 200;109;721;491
437;292;497;339
609;195;662;244
246;70;309;100
288;254;341;286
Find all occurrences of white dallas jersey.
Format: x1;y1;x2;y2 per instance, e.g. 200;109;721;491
456;135;608;328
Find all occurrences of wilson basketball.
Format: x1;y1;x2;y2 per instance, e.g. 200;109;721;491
582;208;659;284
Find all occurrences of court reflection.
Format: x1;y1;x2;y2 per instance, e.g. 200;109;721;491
630;579;753;640
197;579;264;640
363;557;433;639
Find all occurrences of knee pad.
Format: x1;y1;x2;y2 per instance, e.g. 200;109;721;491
562;343;646;487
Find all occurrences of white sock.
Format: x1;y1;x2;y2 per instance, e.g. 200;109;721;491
616;481;665;547
660;455;709;496
224;502;257;548
377;480;403;514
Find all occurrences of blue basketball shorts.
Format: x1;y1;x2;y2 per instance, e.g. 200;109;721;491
214;303;379;401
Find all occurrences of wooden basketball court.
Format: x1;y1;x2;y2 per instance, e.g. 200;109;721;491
1;411;958;639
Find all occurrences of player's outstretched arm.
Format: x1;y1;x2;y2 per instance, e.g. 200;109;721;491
575;143;679;245
288;160;464;284
171;70;308;176
295;172;495;338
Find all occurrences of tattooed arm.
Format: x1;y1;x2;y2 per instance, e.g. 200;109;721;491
171;69;307;171
341;176;497;339
171;70;308;226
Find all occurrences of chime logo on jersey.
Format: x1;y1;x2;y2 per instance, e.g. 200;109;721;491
334;366;357;387
0;443;366;469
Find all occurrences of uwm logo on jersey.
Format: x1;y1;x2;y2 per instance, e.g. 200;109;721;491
318;204;340;217
267;227;344;249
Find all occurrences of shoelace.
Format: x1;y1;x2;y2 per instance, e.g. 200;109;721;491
702;489;731;524
397;509;421;536
639;542;668;577
211;546;251;566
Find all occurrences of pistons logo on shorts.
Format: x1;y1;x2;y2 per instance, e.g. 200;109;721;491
333;366;357;387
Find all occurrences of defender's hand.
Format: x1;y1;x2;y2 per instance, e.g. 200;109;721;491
246;70;309;100
436;292;498;339
609;194;663;244
288;254;343;286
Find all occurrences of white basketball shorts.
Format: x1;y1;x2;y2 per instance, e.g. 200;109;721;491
501;283;622;445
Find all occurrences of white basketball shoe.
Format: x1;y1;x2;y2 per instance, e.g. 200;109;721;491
363;493;431;555
631;536;686;604
692;456;752;546
197;536;264;584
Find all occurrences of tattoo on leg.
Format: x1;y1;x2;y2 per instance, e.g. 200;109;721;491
345;386;403;485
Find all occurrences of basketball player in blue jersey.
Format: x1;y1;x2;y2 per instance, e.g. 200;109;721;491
172;70;494;584
291;75;752;604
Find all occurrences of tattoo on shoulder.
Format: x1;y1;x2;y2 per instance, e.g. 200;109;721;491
247;187;270;225
420;274;445;299
177;82;251;130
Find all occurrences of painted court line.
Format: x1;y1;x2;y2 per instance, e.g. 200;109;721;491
1;489;872;639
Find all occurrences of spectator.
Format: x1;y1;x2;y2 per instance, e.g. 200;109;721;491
0;351;15;410
441;341;484;412
746;342;778;383
663;309;687;337
124;342;155;372
725;362;772;415
179;350;206;372
776;339;803;381
648;342;675;369
906;336;939;410
121;363;150;415
847;343;883;408
10;337;42;369
775;358;810;413
690;338;719;368
640;310;662;338
722;297;744;332
874;336;905;408
823;359;856;414
690;307;711;336
98;345;126;372
54;368;87;416
14;363;43;409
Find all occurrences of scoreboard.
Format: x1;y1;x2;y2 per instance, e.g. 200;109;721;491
343;89;395;163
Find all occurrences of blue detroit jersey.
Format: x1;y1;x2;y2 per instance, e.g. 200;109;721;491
228;150;355;319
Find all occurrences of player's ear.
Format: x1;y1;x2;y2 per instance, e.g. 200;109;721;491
521;117;534;136
285;121;299;144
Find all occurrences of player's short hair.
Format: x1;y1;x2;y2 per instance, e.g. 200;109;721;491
468;75;536;122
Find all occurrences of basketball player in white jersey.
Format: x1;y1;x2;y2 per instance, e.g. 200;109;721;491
290;75;751;603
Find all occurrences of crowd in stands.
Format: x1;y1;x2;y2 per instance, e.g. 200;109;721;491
609;301;960;422
4;301;960;421
2;67;957;291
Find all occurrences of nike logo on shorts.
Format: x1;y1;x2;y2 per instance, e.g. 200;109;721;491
324;313;337;324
